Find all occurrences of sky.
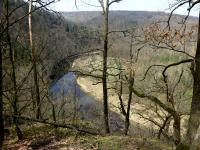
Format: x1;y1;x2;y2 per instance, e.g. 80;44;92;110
50;0;199;16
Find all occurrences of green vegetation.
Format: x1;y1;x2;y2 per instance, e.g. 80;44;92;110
4;124;172;150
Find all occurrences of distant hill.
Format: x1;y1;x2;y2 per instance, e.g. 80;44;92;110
61;11;198;29
62;11;166;24
61;11;198;59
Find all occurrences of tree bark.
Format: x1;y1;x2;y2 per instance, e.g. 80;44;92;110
187;10;200;148
124;34;134;135
0;30;4;150
5;0;23;140
124;76;134;135
102;0;110;134
0;0;4;147
52;103;57;128
29;0;41;119
173;115;181;145
118;76;126;116
157;115;172;139
5;115;98;135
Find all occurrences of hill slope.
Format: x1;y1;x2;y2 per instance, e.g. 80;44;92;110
62;11;198;29
8;0;100;74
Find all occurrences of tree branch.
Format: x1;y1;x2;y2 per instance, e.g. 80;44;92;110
109;0;122;6
132;87;176;115
4;115;99;135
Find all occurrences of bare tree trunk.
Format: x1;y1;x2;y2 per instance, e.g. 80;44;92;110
118;75;126;116
102;0;110;134
5;0;23;140
173;114;181;145
5;115;98;135
117;35;134;135
29;0;41;119
125;34;134;135
0;0;4;147
73;83;78;127
8;35;23;140
187;10;200;148
0;33;4;150
124;78;133;135
157;115;171;139
52;103;56;127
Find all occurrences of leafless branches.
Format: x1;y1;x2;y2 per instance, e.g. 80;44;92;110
98;0;105;13
0;0;59;39
4;115;99;135
167;0;189;29
108;0;122;7
162;59;193;82
167;0;200;30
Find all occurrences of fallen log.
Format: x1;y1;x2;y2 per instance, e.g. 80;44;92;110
4;115;99;135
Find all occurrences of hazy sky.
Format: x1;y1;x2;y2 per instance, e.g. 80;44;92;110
50;0;199;16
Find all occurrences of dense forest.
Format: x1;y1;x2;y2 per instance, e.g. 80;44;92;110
0;0;200;149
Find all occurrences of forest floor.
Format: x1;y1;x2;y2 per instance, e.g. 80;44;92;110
3;124;172;150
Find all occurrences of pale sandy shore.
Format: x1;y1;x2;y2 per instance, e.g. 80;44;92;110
77;77;162;130
75;56;187;136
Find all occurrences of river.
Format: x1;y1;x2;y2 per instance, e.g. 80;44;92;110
49;72;124;132
49;72;102;120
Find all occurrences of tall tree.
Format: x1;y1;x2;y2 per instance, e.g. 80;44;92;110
101;0;110;134
29;0;41;119
117;32;135;135
98;0;122;134
0;0;4;147
5;0;23;140
125;34;134;135
168;0;200;147
188;9;200;148
0;38;3;149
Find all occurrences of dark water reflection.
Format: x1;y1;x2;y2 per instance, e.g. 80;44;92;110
50;72;85;100
49;72;124;132
50;72;101;120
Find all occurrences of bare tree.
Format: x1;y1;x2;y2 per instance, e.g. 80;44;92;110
5;0;23;140
115;31;135;135
102;0;110;134
162;0;200;148
188;10;200;149
0;0;4;147
98;0;122;134
127;22;195;145
29;0;41;119
0;52;3;148
0;41;3;149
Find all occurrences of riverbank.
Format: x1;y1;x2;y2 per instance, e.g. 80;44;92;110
77;76;162;132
